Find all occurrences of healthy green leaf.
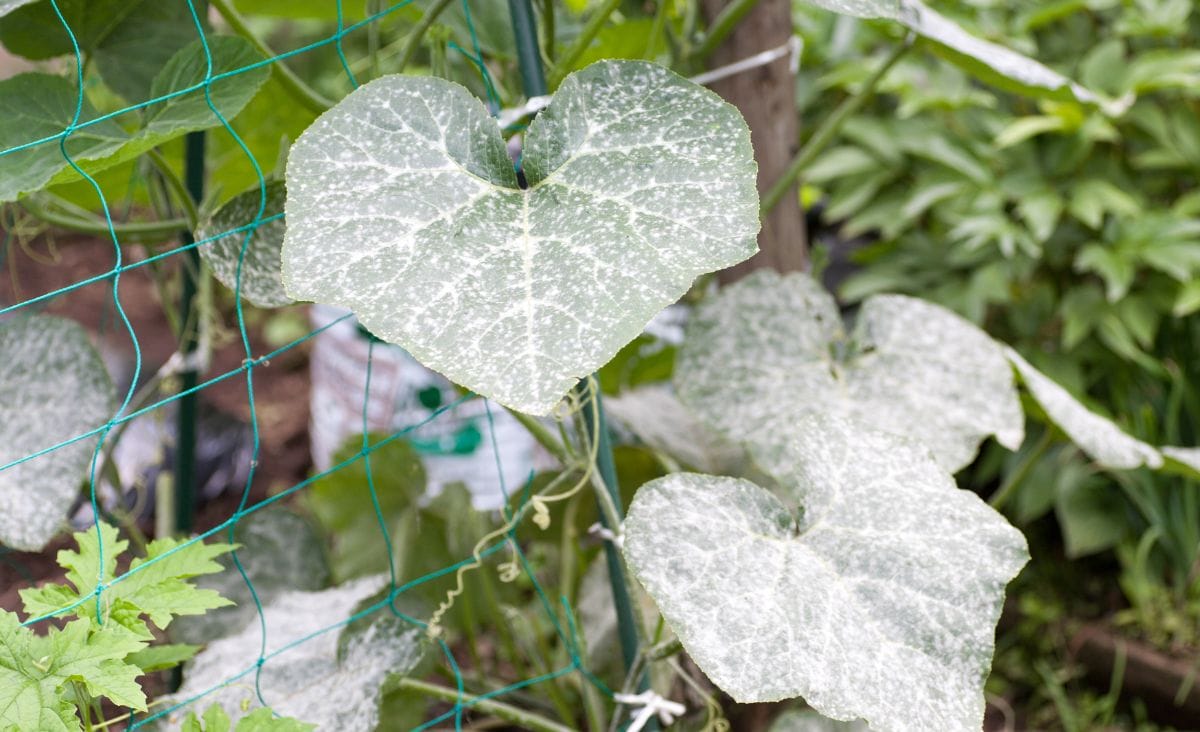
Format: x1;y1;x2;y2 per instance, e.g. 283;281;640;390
0;315;114;551
125;643;198;672
0;36;269;202
306;438;427;582
282;60;760;414
197;180;292;308
622;416;1029;729
19;522;235;636
182;704;315;732
1005;348;1163;470
166;577;425;730
676;271;1024;473
0;0;197;103
0;611;148;731
801;0;1129;114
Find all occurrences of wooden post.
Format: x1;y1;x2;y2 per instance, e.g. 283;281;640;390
701;0;808;281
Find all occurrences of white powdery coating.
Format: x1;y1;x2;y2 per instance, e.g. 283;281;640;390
802;1;1121;112
197;179;293;308
282;60;759;415
1005;348;1163;470
167;577;421;730
676;271;1024;474
1163;446;1200;477
770;710;869;732
622;416;1030;731
0;315;114;551
0;0;36;17
606;385;744;474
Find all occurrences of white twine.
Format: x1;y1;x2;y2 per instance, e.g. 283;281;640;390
499;35;804;128
587;521;624;549
615;690;688;732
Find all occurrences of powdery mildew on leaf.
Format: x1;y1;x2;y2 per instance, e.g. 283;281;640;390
1162;446;1200;479
167;577;422;731
1005;348;1163;470
676;271;1023;474
0;0;36;18
801;0;1127;114
0;315;114;551
197;180;292;308
606;385;744;474
282;60;759;415
770;710;869;732
622;416;1029;731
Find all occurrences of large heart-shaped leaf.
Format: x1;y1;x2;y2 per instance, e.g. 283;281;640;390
0;315;114;551
676;271;1024;473
0;36;269;202
801;0;1129;114
281;60;759;414
167;577;424;730
1004;348;1163;470
622;416;1029;730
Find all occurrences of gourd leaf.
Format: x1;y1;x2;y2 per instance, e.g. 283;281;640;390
770;710;869;732
606;385;745;474
167;577;425;731
0;315;114;551
800;0;1130;115
19;522;235;637
622;416;1029;731
1162;446;1200;480
1004;348;1163;470
197;180;292;308
0;0;197;104
0;36;269;202
0;0;37;18
181;705;314;732
282;60;759;415
0;611;149;730
676;271;1024;474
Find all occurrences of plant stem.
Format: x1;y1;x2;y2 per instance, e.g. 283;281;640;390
506;407;572;465
209;0;334;114
396;679;577;732
691;0;761;62
990;429;1055;510
397;0;456;72
540;0;556;63
147;149;200;230
19;198;187;243
761;40;909;216
547;0;622;87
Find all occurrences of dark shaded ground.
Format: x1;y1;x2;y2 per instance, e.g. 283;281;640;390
0;232;313;611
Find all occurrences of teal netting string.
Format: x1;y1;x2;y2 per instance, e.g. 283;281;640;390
1;1;625;729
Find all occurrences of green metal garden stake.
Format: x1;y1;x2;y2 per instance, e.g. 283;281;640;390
505;2;654;726
174;130;205;535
